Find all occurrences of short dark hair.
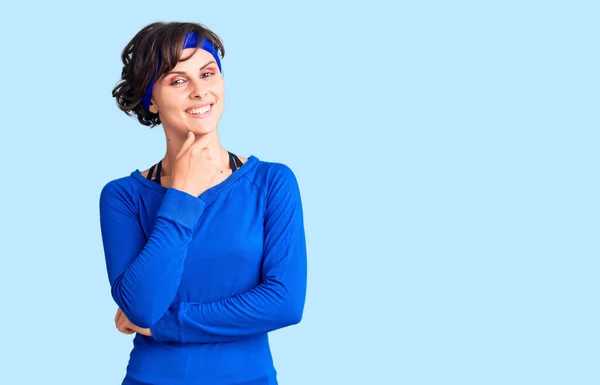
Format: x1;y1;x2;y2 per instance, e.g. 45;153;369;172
112;22;225;127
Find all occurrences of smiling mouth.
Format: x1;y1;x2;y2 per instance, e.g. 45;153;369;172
186;104;214;115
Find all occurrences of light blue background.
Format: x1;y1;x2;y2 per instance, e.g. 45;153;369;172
0;1;597;384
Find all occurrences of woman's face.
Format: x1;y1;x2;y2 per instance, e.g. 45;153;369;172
149;48;224;136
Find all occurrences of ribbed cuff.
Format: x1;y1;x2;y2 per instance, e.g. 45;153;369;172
150;306;180;342
156;188;205;229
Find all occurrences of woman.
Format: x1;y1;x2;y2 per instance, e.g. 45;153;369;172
99;21;307;385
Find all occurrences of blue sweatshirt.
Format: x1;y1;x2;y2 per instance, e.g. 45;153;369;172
99;155;307;385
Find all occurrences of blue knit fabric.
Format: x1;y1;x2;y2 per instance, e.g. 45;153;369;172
99;156;307;384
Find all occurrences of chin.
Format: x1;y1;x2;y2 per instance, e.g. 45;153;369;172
190;125;217;135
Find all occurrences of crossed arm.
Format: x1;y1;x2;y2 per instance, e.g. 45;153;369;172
100;165;307;343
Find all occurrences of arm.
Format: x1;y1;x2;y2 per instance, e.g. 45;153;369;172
150;165;307;343
99;184;205;328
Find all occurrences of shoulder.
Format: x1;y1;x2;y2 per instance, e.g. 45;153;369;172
247;158;299;190
246;158;302;206
99;173;143;214
257;159;297;179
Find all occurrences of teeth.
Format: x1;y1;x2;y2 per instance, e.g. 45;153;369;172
187;105;212;115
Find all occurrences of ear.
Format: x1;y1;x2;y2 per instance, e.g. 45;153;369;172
149;100;159;114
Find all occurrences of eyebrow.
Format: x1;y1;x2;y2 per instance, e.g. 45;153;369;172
164;61;217;76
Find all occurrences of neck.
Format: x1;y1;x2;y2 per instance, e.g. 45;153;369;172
159;130;229;177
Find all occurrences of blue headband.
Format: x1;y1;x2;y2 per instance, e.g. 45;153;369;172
141;32;222;111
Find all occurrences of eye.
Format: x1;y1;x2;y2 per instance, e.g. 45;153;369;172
170;78;187;85
201;71;215;79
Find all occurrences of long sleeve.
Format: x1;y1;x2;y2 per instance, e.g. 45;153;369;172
99;184;205;328
150;165;307;343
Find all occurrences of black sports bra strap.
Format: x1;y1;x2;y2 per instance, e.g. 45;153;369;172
148;152;241;185
147;164;156;180
228;152;237;171
232;153;243;169
155;160;162;185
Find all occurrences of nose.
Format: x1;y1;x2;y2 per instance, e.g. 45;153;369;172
190;78;209;99
191;90;208;99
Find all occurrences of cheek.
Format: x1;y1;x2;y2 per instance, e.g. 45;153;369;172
155;85;186;104
159;94;186;112
211;79;225;98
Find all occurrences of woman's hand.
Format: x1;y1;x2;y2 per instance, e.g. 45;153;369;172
115;307;152;337
171;131;220;198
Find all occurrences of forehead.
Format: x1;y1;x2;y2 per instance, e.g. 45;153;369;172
173;48;216;69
